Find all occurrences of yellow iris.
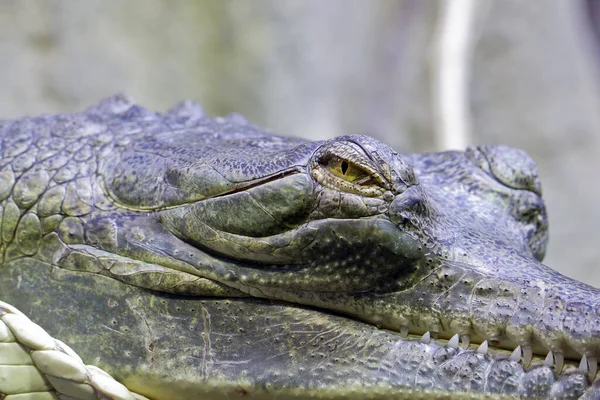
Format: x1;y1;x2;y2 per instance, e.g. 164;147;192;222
324;156;377;185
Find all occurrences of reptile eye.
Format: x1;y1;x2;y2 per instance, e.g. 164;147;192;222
311;140;390;197
322;156;378;186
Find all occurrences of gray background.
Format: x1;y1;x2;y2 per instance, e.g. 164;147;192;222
1;0;599;285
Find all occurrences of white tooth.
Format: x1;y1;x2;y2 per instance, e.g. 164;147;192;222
476;340;488;354
448;334;459;349
579;355;588;373
461;335;470;349
554;352;564;374
509;346;522;362
587;356;598;381
400;326;409;338
420;331;431;344
523;345;533;367
544;351;554;367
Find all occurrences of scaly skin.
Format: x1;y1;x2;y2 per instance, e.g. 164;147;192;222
0;95;598;399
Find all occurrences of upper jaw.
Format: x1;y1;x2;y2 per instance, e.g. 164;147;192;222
379;255;599;359
381;157;600;371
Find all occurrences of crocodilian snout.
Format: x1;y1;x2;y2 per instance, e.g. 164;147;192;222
445;253;600;378
384;163;599;379
375;231;600;378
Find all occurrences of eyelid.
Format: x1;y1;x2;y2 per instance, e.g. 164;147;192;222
328;157;376;183
325;155;370;176
311;144;390;196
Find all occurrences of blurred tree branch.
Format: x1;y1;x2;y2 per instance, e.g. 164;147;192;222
431;0;488;150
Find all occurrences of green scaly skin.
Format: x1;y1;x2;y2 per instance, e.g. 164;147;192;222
0;95;598;399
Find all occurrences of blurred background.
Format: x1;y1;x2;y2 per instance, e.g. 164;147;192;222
0;0;599;285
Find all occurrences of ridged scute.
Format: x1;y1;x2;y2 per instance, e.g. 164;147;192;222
61;180;93;216
15;213;42;256
12;169;50;209
0;171;15;202
2;200;21;245
0;365;52;394
37;186;66;218
57;217;84;245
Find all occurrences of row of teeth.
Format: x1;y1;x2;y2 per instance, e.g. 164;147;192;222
401;328;598;381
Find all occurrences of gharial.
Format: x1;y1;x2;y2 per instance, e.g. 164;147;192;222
0;95;598;400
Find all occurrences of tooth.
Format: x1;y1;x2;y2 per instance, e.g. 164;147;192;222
544;351;554;367
554;352;564;374
460;335;470;349
476;340;488;354
448;334;459;349
579;355;588;373
523;345;533;367
400;326;409;338
420;331;431;344
577;354;597;380
509;346;522;362
587;356;598;381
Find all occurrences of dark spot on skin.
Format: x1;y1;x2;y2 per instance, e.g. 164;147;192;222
234;386;248;396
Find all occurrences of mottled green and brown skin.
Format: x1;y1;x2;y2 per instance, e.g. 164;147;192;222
0;95;598;399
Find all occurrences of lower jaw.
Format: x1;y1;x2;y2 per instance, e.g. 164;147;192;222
394;322;598;379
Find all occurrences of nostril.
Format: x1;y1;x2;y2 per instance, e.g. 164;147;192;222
513;195;546;224
466;145;542;196
510;191;549;261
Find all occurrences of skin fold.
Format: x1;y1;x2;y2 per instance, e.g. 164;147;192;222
0;95;598;399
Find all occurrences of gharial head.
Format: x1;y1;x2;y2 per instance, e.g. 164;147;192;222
87;113;598;378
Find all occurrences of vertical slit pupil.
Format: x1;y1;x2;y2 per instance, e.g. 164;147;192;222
341;160;349;175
